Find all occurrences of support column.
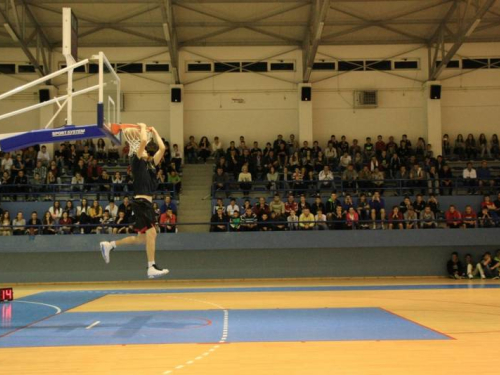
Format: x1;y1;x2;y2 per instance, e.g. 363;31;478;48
169;84;184;160
38;85;57;154
424;81;442;157
298;83;313;145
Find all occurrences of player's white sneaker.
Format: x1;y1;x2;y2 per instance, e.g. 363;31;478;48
100;241;113;264
147;265;169;279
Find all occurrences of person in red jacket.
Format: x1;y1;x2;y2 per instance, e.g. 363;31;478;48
445;205;462;229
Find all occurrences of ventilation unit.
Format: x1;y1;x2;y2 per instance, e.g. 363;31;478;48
354;90;378;108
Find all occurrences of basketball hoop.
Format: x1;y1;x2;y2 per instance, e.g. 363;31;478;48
115;124;153;156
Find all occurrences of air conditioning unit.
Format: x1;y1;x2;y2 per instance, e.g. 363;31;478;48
354;90;378;108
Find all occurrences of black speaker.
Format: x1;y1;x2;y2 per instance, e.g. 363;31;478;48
430;85;441;100
39;89;50;103
301;86;311;101
171;87;182;103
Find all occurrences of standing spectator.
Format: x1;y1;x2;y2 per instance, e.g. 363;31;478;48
420;206;436;229
476;160;495;195
25;211;41;235
37;145;50;167
445;205;462;229
461;205;477;229
12;212;25;235
447;252;464;279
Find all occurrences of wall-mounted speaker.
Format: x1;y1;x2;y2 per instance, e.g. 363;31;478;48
301;86;311;101
39;89;50;103
430;85;441;100
171;87;182;103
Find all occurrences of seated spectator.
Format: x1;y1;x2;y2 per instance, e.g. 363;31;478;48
478;207;495;228
211;136;223;159
49;201;63;223
420;206;436;229
42;211;57;235
285;194;298;217
58;211;73;234
160;195;177;215
96;211;113;234
477;160;495;195
87;159;102;190
439;164;453;195
427;166;440;195
168;170;182;195
494;192;500;217
271;212;286;231
445;205;462;229
345;207;359;230
388;206;403;230
413;194;426;217
481;195;499;224
210;207;228;232
404;206;418;229
369;191;386;230
331;206;346;230
476;252;497;279
111;172;124;197
356;193;371;229
464;254;477;279
0;211;12;236
107;141;119;161
315;209;328;230
185;136;198;164
299;207;315;230
71;172;85;193
238;165;252;196
409;164;426;195
229;211;241;232
427;194;441;216
447;252;464;279
31;173;44;200
394;165;409;196
358;165;372;193
324;143;337;166
13;169;28;201
104;200;118;220
287;210;299;230
253;197;270;218
226;199;240;217
25;211;41;235
371;168;385;195
240;207;258;231
258;213;273;231
213;167;229;196
37;145;50;167
171;144;182;172
12;212;25;235
297;194;310;216
342;194;355;211
159;208;177;233
269;194;285;216
462;205;477;229
118;196;134;220
113;211;131;234
266;166;279;193
213;198;226;215
23;146;37;169
339;152;352;171
342;164;358;193
462;162;477;195
89;200;104;231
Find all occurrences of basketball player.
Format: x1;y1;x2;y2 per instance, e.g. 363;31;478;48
100;123;169;279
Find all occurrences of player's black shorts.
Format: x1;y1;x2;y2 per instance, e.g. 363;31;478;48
131;198;155;233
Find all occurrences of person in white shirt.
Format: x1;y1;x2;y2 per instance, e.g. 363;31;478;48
314;209;328;230
105;201;119;220
287;209;299;230
211;136;223;159
37;145;51;167
463;162;477;194
226;199;240;216
339;152;352;170
318;165;334;188
324;144;337;165
1;153;13;172
238;165;252;196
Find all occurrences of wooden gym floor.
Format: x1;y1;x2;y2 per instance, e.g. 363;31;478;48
1;278;500;375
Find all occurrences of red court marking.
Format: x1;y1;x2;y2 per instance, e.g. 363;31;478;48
379;307;455;340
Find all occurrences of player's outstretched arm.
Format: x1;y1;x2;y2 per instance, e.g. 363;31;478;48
137;123;148;157
151;127;166;166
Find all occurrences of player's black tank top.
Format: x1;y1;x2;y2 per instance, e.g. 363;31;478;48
131;155;158;196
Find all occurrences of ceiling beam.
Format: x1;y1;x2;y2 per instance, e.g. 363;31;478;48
159;0;180;83
429;0;496;81
303;0;329;82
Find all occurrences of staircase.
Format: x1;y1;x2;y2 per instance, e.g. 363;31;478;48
177;164;213;232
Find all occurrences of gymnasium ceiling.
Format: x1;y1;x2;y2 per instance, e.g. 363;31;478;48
0;0;500;48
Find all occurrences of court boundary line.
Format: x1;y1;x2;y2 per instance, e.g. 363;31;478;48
379;307;455;340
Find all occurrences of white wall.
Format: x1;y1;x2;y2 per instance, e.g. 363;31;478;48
1;43;500;150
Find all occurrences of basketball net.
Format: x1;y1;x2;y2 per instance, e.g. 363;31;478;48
122;128;153;156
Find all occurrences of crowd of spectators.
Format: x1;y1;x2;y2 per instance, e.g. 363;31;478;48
210;191;500;232
0;137;182;201
201;133;499;197
447;250;500;279
0;195;178;236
